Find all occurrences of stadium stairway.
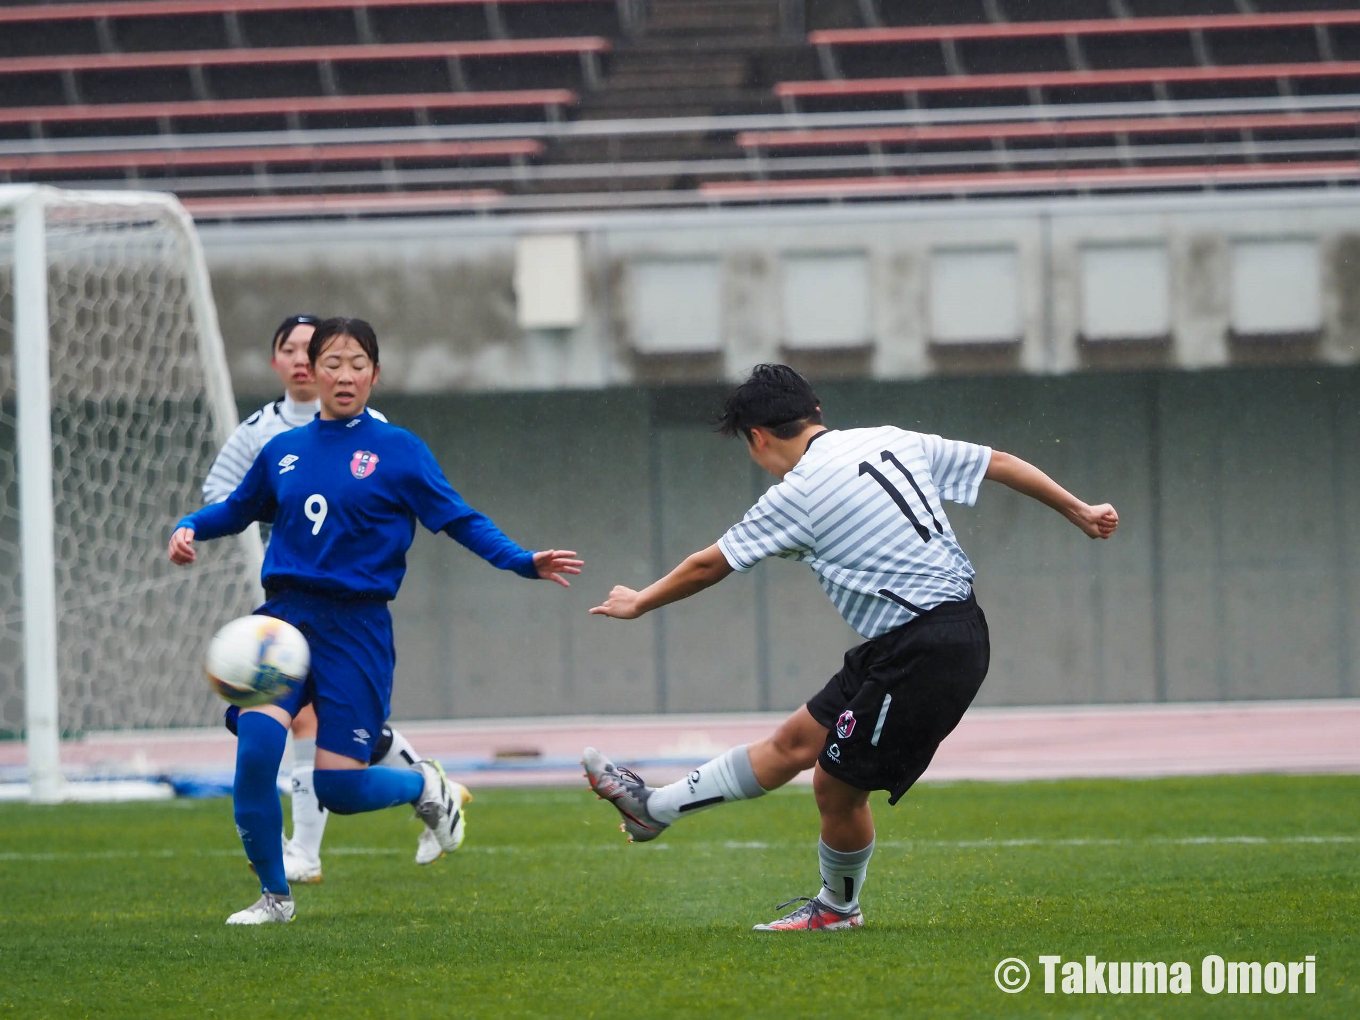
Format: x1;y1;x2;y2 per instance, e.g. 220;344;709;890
539;0;815;191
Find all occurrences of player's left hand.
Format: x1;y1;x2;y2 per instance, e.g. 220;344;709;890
1077;503;1119;540
534;549;583;587
589;586;644;619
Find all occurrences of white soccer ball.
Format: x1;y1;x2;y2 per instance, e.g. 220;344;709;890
204;615;310;708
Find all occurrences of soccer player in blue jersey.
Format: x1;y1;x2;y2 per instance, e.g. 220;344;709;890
203;313;439;883
170;317;583;925
585;364;1118;931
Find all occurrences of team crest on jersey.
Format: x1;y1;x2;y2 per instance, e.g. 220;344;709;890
836;710;856;739
350;450;379;479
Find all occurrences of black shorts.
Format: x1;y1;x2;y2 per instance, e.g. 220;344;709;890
806;592;990;804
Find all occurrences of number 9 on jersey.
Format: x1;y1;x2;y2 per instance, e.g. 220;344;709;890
304;494;328;535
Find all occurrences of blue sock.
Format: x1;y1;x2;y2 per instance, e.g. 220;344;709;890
314;766;423;815
234;712;289;896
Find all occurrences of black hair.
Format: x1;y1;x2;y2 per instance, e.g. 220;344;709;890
715;364;824;442
308;317;380;367
270;314;321;354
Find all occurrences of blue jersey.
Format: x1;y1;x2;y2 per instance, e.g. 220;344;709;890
177;412;536;600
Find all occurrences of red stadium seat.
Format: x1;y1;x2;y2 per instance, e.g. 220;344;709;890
0;0;619;26
0;38;610;76
0;90;575;129
182;188;504;218
737;112;1360;152
700;161;1360;201
775;61;1360;103
0;139;541;175
808;10;1360;48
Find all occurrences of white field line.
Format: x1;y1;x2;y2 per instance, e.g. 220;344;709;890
1;833;1357;863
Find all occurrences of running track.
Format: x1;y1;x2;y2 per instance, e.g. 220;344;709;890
4;699;1356;791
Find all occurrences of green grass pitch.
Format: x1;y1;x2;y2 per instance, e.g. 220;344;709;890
1;774;1356;1018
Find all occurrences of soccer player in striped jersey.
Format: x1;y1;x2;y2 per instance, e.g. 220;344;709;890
203;314;436;883
585;364;1118;931
172;317;583;924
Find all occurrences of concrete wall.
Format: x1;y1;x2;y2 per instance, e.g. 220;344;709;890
201;190;1360;397
224;365;1356;719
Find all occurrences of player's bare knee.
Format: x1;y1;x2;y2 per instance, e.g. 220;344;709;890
767;728;820;772
813;765;869;815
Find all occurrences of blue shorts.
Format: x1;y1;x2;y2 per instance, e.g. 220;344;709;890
226;590;396;764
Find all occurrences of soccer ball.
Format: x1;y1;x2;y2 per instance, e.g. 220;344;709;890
204;615;310;707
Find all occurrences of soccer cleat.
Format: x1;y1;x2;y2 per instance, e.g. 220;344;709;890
581;747;668;843
413;760;469;858
414;828;443;866
225;891;295;925
282;838;323;885
414;781;470;866
751;896;864;932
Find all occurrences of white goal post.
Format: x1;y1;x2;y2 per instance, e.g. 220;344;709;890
0;185;263;803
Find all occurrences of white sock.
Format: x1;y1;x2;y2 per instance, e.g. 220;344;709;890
288;737;328;861
373;726;421;769
647;745;766;824
818;838;874;911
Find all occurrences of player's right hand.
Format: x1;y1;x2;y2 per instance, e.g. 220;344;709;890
168;526;196;565
1077;503;1119;540
589;585;645;620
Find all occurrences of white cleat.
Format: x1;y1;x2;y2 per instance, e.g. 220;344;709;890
751;896;863;932
225;891;295;925
413;760;471;860
414;828;443;866
282;839;323;885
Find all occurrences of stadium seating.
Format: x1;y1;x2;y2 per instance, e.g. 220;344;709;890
736;112;1360;155
782;9;1360;110
0;0;617;139
0;138;541;181
5;1;1360;215
180;187;504;217
0;90;577;136
699;160;1360;202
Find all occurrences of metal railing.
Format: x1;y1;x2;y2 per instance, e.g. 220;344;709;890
3;91;1359;158
46;136;1360;198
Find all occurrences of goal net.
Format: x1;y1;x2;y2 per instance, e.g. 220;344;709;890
0;186;262;801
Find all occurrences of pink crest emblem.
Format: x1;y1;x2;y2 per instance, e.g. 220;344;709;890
350;450;379;479
836;710;856;739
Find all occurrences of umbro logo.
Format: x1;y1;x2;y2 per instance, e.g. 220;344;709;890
278;454;299;474
346;418;361;428
353;728;371;745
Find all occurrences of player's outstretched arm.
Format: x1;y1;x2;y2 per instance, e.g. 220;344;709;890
984;450;1119;539
590;542;733;620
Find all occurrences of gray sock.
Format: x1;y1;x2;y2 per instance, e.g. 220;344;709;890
818;838;874;910
647;744;766;824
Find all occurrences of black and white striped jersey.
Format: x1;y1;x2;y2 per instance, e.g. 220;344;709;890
717;427;991;638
